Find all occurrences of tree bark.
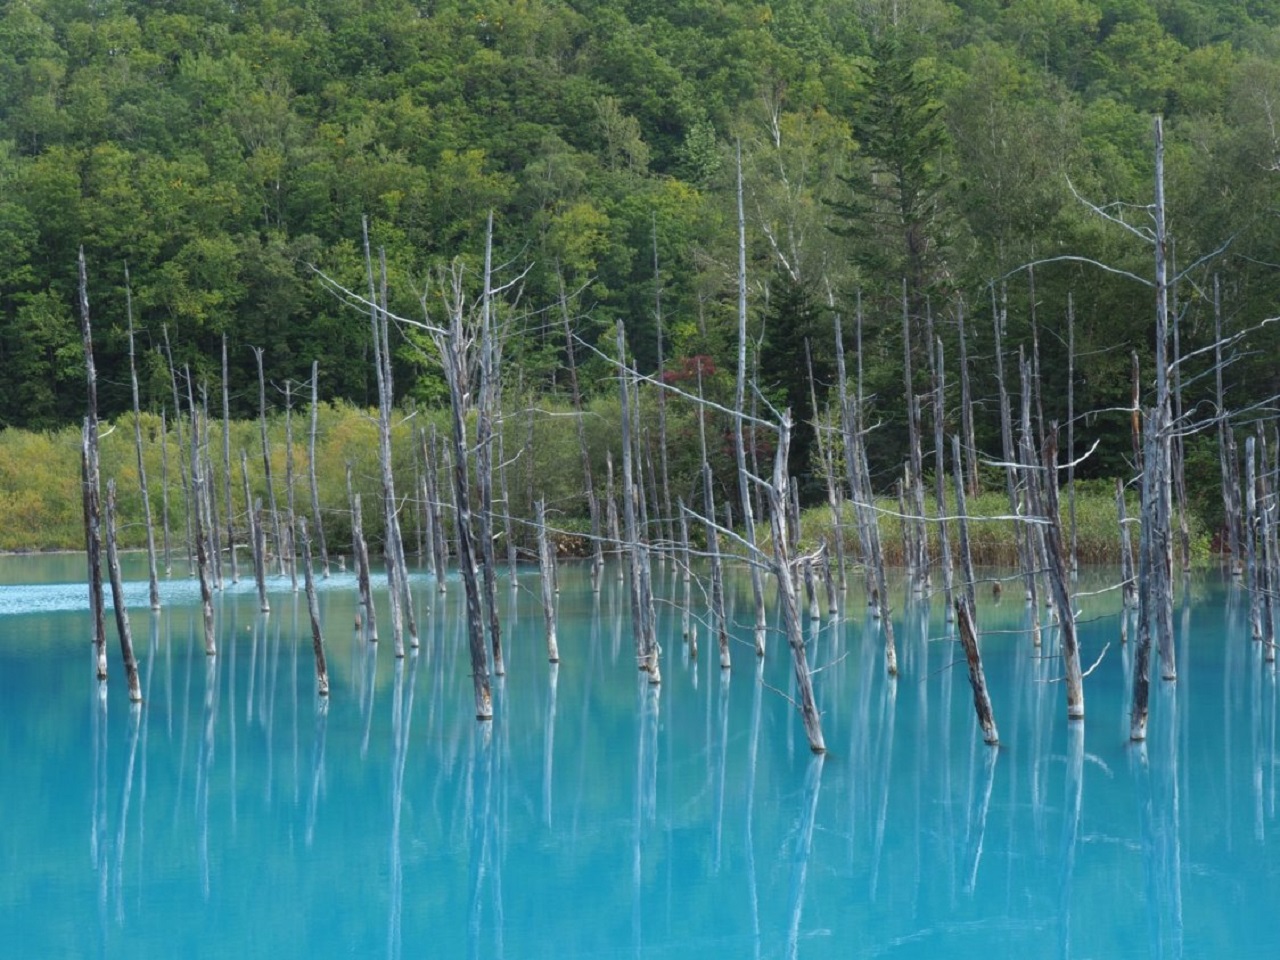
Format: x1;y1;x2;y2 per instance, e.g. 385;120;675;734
78;250;107;681
297;516;330;696
104;481;142;702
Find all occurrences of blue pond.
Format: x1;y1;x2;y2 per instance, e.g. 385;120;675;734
1;554;1276;958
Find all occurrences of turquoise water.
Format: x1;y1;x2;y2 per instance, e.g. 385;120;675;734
1;555;1276;958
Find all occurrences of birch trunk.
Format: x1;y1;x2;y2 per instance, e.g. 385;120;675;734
125;270;161;610
78;250;107;680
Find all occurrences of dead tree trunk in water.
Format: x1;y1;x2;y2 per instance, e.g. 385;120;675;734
475;214;505;675
535;499;560;663
186;374;217;657
297;516;330;696
558;269;605;592
78;250;107;680
618;321;660;681
952;435;997;743
1213;278;1243;575
308;361;330;578
1131;412;1159;741
125;269;161;611
734;144;767;657
348;466;376;641
929;332;954;620
222;336;238;585
1036;426;1084;720
160;408;173;577
163;326;193;574
104;481;142;702
696;373;730;668
766;411;825;753
242;452;269;613
252;346;284;577
992;287;1032;608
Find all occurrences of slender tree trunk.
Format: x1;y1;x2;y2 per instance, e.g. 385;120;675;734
308;361;330;578
475;212;505;675
297;516;329;696
125;269;161;611
618;321;659;681
253;346;284;576
955;599;997;744
957;298;979;498
186;374;217;656
696;370;730;669
1036;426;1084;720
282;381;298;592
1067;294;1078;573
160;408;173;577
1246;436;1263;643
201;385;223;591
426;425;449;592
105;481;142;702
993;286;1031;606
653;216;676;557
242;451;269;613
1214;276;1243;574
558;269;605;592
78;250;107;680
223;335;238;584
766;411;825;753
164;326;194;573
1151;115;1177;681
734;142;767;657
536;499;560;663
349;467;377;641
929;332;954;619
1117;479;1137;611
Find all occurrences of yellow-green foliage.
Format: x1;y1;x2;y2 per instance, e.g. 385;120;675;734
0;404;1210;564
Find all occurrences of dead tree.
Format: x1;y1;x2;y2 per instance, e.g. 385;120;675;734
297;516;330;696
307;361;330;578
222;335;238;584
558;270;605;591
1035;426;1084;720
535;499;560;663
163;326;194;573
252;345;284;577
78;250;107;680
618;320;660;681
186;373;217;656
125;268;161;611
475;214;505;675
734;143;768;657
1214;277;1243;574
104;481;142;702
242;452;269;613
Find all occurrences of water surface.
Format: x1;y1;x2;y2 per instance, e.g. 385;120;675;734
1;555;1275;958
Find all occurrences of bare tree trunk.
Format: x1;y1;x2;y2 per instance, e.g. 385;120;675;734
160;408;173;577
201;384;224;591
929;332;954;620
677;497;697;659
475;213;505;675
558;269;605;592
1131;413;1158;741
164;326;193;574
955;600;998;744
653;216;676;556
735;143;768;657
1018;349;1043;649
242;452;269;614
992;286;1031;606
766;411;825;753
78;250;107;680
957;298;979;499
125;268;161;611
1117;478;1137;611
223;335;238;585
308;361;330;578
282;381;298;593
1246;436;1263;643
618;321;659;681
297;516;329;696
186;374;217;657
1214;276;1243;575
349;472;377;642
1067;294;1078;573
697;374;730;668
536;499;560;663
105;481;142;702
426;425;449;592
253;345;284;577
1036;426;1084;720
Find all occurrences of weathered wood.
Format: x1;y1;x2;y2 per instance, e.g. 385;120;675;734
992;285;1031;609
1037;426;1083;720
78;250;107;681
125;269;161;611
1017;348;1043;648
677;497;697;659
1117;478;1137;612
956;298;979;499
104;481;142;702
929;333;955;620
160;407;173;577
242;453;269;614
1214;277;1243;575
652;215;676;558
200;384;224;591
252;345;284;577
223;335;238;585
1131;412;1158;741
348;467;376;641
734;144;767;657
696;369;730;669
163;326;194;573
425;425;449;593
297;516;329;696
617;320;660;682
557;269;605;592
282;380;298;593
186;373;217;657
955;599;998;744
475;213;505;675
535;499;560;663
1066;294;1078;573
307;361;330;578
766;411;825;754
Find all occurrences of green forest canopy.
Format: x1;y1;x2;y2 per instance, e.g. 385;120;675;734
1;0;1277;507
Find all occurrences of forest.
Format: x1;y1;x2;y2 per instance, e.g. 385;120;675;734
1;0;1278;538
